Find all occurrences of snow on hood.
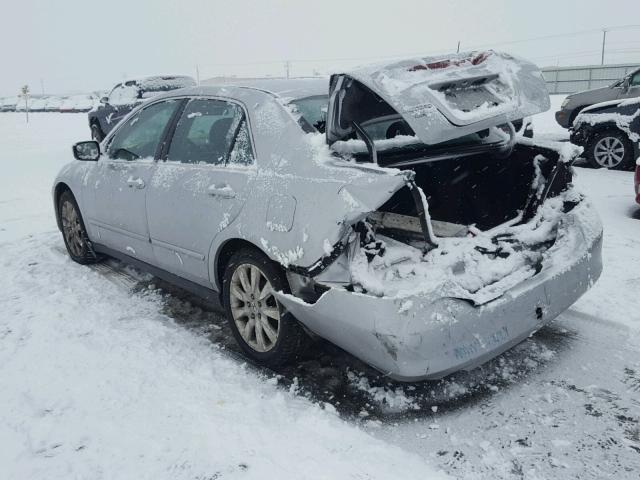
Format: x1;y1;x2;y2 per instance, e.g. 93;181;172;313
574;97;640;143
336;50;549;145
348;187;601;305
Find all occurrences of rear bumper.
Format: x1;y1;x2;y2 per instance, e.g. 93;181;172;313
277;205;603;381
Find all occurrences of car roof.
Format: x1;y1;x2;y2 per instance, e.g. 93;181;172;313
200;77;328;100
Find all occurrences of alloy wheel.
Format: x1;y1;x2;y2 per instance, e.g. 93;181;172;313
593;136;625;168
61;200;85;257
229;263;280;352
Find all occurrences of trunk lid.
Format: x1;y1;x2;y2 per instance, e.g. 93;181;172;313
327;50;550;146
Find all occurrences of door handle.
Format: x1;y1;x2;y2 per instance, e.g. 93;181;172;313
208;183;236;198
126;176;145;189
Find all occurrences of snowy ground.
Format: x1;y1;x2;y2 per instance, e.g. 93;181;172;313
1;107;639;479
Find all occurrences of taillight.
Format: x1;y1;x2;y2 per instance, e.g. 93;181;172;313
635;166;640;194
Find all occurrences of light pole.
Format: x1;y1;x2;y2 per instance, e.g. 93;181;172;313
600;28;607;65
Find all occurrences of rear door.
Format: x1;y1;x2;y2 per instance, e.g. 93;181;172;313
146;97;256;287
88;99;182;262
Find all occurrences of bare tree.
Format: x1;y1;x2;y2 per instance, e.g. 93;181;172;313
21;85;30;123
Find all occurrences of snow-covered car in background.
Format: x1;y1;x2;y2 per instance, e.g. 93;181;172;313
570;97;640;170
88;75;196;141
555;66;640;129
53;51;603;381
0;96;19;111
60;94;97;113
44;96;65;112
28;96;49;112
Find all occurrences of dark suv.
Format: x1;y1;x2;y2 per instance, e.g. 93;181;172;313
555;67;640;129
88;76;196;141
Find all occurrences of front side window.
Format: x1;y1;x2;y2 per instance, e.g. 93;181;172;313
167;98;251;165
107;100;179;161
630;71;640;87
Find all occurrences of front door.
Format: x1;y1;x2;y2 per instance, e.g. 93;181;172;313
146;97;255;287
618;70;640;99
89;99;182;262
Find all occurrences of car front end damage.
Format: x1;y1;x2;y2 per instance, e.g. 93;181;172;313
275;139;603;381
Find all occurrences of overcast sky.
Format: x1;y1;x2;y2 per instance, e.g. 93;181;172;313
2;0;639;96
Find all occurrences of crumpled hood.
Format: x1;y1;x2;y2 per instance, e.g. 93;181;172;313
329;50;549;145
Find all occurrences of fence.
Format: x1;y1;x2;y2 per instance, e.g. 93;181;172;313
541;63;639;94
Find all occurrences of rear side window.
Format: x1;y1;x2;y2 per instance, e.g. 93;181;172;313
167;98;253;165
107;100;179;161
631;71;640;87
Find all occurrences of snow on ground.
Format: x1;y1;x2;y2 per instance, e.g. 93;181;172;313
1;110;639;479
531;95;569;142
0;114;449;479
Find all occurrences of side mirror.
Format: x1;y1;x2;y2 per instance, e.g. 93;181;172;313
73;141;100;161
100;96;108;104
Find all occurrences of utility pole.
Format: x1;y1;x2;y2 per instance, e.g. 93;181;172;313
601;28;607;65
285;60;290;79
196;65;200;86
457;41;461;53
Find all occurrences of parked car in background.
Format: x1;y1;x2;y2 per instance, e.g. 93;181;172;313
570;97;640;170
88;75;196;141
44;96;65;112
15;97;30;112
60;94;97;113
555;66;640;129
0;96;19;112
53;52;602;381
29;96;50;112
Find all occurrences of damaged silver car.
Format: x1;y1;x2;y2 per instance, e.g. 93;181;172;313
53;51;603;381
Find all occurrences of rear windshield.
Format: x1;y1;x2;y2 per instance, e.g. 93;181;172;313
289;95;328;133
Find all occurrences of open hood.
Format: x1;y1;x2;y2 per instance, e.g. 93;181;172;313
326;51;550;146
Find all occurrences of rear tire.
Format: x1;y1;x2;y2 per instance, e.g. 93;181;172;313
58;190;101;264
586;130;634;170
91;123;104;142
222;248;307;367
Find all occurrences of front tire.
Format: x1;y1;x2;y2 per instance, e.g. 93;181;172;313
58;191;101;264
586;130;634;170
222;248;307;367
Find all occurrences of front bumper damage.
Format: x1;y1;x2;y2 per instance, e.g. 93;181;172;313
276;200;603;381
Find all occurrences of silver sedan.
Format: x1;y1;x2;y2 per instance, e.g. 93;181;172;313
53;52;603;381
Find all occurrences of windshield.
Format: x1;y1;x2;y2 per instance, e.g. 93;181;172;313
289;95;328;133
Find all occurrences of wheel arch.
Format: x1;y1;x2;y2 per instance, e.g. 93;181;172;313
213;238;270;291
53;182;74;231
